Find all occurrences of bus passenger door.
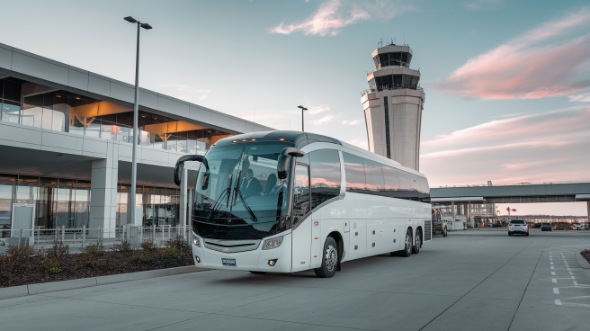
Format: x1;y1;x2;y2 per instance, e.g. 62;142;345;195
291;163;312;272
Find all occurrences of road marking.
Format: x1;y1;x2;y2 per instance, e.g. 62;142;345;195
554;288;560;295
553;278;557;283
555;299;562;306
551;266;554;270
551;271;556;276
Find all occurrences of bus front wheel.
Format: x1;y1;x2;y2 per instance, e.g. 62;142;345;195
314;236;338;278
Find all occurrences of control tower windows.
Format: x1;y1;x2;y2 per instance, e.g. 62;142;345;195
374;52;412;69
375;74;419;91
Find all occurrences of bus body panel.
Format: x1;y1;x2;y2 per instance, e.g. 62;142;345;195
290;218;312;272
310;192;430;264
192;233;293;273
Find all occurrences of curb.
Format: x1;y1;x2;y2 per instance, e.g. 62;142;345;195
0;266;204;300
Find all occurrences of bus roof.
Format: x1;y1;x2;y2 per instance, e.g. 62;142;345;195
214;130;426;179
215;130;342;149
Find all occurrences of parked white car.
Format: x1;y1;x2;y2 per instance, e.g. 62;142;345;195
508;220;529;236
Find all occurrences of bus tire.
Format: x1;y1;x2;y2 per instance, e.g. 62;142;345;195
314;236;338;278
400;229;412;257
412;230;421;254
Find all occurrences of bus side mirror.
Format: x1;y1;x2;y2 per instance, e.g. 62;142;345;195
277;148;304;180
174;155;205;186
277;155;288;180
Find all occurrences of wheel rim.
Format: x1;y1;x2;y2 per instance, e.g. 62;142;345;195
405;232;412;253
415;233;421;249
325;244;337;272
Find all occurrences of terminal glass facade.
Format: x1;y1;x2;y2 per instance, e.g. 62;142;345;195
0;174;182;235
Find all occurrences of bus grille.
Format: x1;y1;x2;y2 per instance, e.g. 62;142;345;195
204;239;261;253
424;220;432;241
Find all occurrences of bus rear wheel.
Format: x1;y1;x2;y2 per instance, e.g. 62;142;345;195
412;230;421;254
314;236;338;278
399;229;413;257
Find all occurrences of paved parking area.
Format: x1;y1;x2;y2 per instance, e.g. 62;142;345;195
1;229;589;330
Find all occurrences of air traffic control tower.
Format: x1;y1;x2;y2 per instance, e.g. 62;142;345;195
361;42;425;171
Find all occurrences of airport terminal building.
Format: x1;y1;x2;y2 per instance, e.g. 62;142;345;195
0;42;271;239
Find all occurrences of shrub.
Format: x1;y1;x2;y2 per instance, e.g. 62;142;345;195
113;239;132;252
82;244;103;256
141;241;156;251
166;236;189;251
42;257;63;274
160;247;181;261
5;245;35;271
132;250;151;263
47;241;69;261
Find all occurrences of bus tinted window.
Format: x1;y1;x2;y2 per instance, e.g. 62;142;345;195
309;150;341;209
382;166;400;197
364;159;384;194
343;152;366;192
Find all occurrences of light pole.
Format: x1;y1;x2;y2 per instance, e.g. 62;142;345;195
124;16;152;227
297;105;307;132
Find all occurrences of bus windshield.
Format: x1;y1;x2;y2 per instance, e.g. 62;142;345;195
192;141;292;240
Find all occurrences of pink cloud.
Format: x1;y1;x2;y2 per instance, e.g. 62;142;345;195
269;0;414;36
436;8;590;99
420;107;590;186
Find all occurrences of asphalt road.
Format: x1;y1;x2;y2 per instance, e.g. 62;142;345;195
1;229;590;331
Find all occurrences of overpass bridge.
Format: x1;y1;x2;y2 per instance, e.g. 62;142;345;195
430;182;590;223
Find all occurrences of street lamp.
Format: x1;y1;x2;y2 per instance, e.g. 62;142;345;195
297;105;307;132
124;16;152;227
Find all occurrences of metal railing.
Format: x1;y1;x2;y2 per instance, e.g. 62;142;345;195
0;225;190;254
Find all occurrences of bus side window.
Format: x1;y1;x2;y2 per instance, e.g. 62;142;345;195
309;149;341;209
292;163;310;225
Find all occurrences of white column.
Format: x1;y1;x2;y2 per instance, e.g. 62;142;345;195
89;142;119;239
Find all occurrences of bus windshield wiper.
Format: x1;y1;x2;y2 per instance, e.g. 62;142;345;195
236;189;258;223
209;174;233;217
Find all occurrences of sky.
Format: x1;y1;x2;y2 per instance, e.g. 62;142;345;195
1;0;589;216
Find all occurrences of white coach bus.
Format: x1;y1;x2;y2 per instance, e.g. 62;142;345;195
174;131;431;278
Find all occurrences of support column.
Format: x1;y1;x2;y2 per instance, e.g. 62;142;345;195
587;201;590;223
466;202;473;228
89;142;119;239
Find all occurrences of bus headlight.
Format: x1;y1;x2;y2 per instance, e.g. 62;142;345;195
192;233;201;247
262;236;283;250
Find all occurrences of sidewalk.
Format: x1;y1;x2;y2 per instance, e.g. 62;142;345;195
0;265;203;300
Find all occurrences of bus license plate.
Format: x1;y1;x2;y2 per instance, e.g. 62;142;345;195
221;258;236;266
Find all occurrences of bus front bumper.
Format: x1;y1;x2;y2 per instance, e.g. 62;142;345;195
191;235;292;273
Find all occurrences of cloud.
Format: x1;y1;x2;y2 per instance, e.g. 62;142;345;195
569;92;590;103
158;84;210;103
341;119;361;125
436;8;590;100
269;0;414;36
420;106;590;186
